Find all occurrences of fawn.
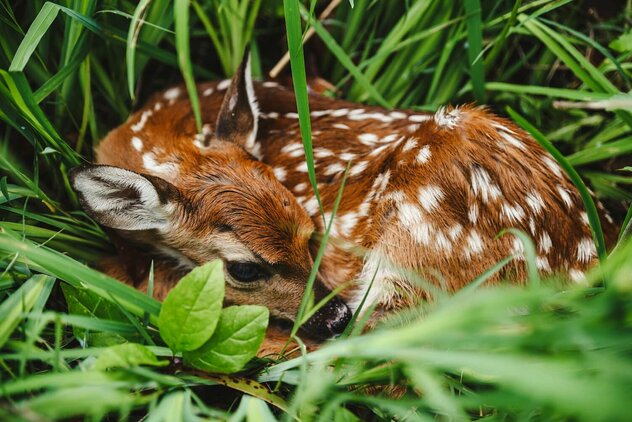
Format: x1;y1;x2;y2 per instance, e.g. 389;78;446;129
71;53;616;351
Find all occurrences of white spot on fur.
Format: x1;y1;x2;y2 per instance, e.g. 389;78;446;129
202;87;214;96
471;166;502;203
468;204;479;223
315;148;335;158
536;256;551;271
408;124;421;132
142;152;178;176
273;167;287;182
131;136;143;151
325;162;346;176
350;161;369;176
576;238;596;263
463;230;484;260
294;182;307;192
398;203;432;245
557;184;573;208
153;102;163;111
340;152;356;161
499;130;526;150
262;81;280;88
543;156;563;177
131;110;153;133
580;212;589;225
286;112;299;119
569;269;585;283
502;203;526;223
358;133;378;145
526;191;545;214
281;142;303;155
417;145;431;164
295;162;309;173
331;108;349;117
402;138;417;152
301;197;320;216
409;114;431;122
449;224;463;240
418;185;444;212
333;123;350;130
217;79;231;90
390;111;407;119
540;231;552;253
163;87;181;100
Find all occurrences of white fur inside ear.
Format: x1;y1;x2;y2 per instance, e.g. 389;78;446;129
73;167;170;231
244;54;259;150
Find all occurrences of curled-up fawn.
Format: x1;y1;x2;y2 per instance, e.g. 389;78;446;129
71;53;616;354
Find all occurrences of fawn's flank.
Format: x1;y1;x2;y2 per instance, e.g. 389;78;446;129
71;53;616;351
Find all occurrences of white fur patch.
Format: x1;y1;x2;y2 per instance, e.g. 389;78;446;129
569;269;585;283
543;156;563;178
262;81;280;88
333;123;350;130
576;238;596;263
202;87;214;96
217;79;231;90
131;136;143;151
358;133;378;145
525;191;545;214
540;231;552;253
556;184;573;208
142;152;179;177
501;202;526;223
416;145;431;164
402;138;418;152
273;166;287;182
350;161;369;176
163;87;181;100
418;185;444;212
131;110;153;133
498;130;526;151
463;230;484;260
409;114;431;122
471;166;502;202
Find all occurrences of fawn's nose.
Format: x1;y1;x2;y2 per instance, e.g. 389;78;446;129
302;295;352;339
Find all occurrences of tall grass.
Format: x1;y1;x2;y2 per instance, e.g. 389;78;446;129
1;0;631;420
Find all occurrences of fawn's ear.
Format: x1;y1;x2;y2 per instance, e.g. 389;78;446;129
69;165;179;231
214;49;259;151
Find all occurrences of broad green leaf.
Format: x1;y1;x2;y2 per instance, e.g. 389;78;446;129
609;30;632;53
158;260;225;352
0;274;55;348
184;305;268;374
94;343;168;370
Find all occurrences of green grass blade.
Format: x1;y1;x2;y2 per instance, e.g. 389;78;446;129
174;0;202;133
464;0;485;102
283;0;323;218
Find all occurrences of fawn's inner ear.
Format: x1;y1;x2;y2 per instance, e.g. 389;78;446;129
69;165;178;232
213;50;259;152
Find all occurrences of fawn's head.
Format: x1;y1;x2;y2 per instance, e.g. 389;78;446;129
70;53;351;339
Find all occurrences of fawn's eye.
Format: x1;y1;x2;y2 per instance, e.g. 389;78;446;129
227;262;268;284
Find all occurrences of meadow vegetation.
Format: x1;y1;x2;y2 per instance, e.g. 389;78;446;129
1;0;631;420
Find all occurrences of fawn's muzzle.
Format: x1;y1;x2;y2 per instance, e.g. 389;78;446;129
302;295;352;340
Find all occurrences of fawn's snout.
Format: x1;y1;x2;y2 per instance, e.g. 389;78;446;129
302;294;352;339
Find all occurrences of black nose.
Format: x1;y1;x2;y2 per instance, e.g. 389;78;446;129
302;295;352;340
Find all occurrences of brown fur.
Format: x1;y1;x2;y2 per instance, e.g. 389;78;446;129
93;77;618;355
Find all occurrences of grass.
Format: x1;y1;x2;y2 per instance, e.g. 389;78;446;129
1;0;632;420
